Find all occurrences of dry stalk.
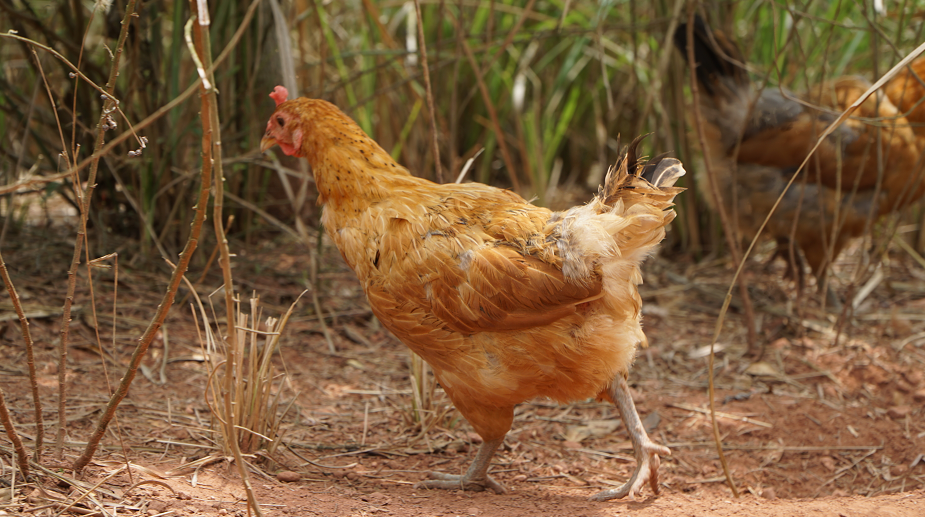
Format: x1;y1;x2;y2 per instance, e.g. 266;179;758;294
189;1;261;514
84;253;134;484
684;4;739;498
0;35;140;140
682;11;759;355
412;0;444;183
190;291;302;498
0;386;28;478
446;9;521;192
311;229;337;354
70;0;263;474
56;0;137;460
409;351;433;426
0;247;42;462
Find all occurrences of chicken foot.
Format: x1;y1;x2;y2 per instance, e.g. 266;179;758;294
415;436;507;494
769;237;807;290
591;376;670;501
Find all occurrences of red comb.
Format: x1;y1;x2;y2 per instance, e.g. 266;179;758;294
269;86;289;107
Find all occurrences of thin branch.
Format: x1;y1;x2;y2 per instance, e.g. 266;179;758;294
0;0;262;197
189;1;263;514
0;248;42;463
413;0;444;183
685;4;739;498
56;0;137;459
446;9;521;192
69;0;265;470
0;386;29;479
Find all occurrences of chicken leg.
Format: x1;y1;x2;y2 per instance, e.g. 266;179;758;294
591;375;670;501
416;437;507;494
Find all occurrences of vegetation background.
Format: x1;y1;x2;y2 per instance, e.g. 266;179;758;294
3;0;923;262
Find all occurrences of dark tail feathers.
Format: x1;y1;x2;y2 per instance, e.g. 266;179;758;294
673;15;748;97
599;135;685;208
619;135;684;189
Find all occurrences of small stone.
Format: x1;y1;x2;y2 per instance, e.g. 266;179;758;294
466;507;481;516
446;441;468;453
913;389;925;402
770;338;790;349
149;501;169;513
907;370;924;384
361;492;391;505
345;471;359;481
511;474;527;482
887;406;912;419
218;510;228;515
761;487;776;500
276;471;301;483
177;491;192;500
891;464;909;477
820;456;837;472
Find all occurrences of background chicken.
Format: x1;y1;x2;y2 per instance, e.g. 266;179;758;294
260;86;684;500
674;16;925;286
886;56;925;146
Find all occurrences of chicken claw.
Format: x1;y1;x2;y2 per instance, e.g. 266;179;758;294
591;376;670;501
416;471;507;494
414;437;507;494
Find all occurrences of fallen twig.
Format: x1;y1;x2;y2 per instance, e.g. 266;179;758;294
667;402;773;428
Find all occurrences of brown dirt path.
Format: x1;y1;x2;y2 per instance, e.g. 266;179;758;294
1;234;923;516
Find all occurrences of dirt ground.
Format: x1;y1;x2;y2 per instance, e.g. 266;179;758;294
1;227;924;516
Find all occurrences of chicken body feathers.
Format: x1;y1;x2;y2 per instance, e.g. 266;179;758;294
886;56;925;145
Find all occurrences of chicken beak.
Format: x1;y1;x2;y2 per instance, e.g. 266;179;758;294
259;135;277;153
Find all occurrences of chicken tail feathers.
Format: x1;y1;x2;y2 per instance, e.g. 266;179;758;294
552;136;685;288
674;15;749;100
599;135;685;208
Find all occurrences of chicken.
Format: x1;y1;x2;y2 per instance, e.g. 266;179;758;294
885;56;925;144
260;86;684;500
674;17;925;284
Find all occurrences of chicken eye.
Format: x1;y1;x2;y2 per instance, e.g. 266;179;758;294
276;116;285;127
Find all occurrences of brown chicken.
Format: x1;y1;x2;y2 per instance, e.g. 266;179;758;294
886;56;925;144
674;17;925;284
260;86;684;500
